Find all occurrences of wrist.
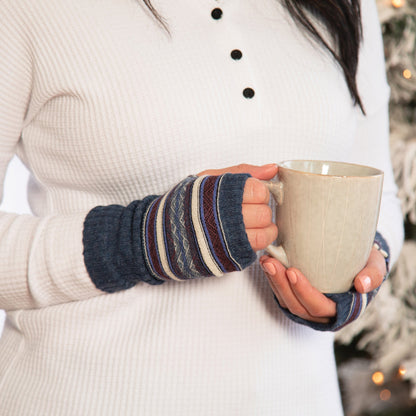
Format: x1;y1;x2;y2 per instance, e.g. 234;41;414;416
142;174;256;282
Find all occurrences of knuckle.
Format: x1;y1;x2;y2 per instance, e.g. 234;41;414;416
289;306;306;319
245;179;270;203
309;306;327;318
237;163;250;173
253;179;269;202
245;178;256;200
257;205;272;225
265;205;273;222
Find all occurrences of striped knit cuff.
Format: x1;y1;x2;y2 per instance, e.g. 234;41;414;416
275;231;391;332
374;230;390;272
142;174;256;282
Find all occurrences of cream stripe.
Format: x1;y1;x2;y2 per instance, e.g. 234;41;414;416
357;294;368;320
142;200;164;282
155;192;181;281
191;177;223;276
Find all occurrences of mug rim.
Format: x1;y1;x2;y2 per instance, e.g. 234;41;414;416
278;159;384;178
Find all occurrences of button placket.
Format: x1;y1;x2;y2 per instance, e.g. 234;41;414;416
232;48;256;99
210;3;256;100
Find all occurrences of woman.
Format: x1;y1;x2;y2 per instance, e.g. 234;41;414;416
0;0;403;415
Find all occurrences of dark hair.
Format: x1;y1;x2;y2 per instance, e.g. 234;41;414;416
283;0;364;112
142;0;364;112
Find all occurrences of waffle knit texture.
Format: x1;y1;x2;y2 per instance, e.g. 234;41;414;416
0;0;403;415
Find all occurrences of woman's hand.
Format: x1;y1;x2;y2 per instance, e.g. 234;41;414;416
259;247;387;324
198;164;278;251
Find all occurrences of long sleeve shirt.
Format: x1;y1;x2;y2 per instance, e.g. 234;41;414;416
0;1;403;415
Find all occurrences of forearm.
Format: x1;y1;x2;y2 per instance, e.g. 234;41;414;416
0;211;102;310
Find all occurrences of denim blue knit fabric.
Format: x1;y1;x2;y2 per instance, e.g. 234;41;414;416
275;231;390;331
83;173;256;292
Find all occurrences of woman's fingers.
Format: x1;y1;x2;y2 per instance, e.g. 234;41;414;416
197;170;278;253
285;268;336;318
242;203;272;228
242;178;277;251
198;163;278;180
260;256;336;323
246;224;278;251
354;247;387;293
261;258;319;321
243;178;270;204
260;247;388;323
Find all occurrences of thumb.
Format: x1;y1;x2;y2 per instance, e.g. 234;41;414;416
198;163;278;180
354;249;386;293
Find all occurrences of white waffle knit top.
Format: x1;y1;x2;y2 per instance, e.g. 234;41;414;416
0;0;403;415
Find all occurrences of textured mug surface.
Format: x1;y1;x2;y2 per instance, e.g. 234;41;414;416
267;160;384;293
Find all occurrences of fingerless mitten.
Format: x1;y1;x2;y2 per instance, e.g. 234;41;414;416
275;232;390;331
83;174;256;292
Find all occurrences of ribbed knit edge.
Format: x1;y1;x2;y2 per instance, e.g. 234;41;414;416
217;173;257;270
82;196;163;293
276;231;391;332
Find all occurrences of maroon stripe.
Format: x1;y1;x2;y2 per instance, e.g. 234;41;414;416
146;197;170;280
183;181;211;276
202;176;238;272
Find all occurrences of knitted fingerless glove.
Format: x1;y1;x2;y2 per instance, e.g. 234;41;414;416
275;232;390;332
83;174;256;292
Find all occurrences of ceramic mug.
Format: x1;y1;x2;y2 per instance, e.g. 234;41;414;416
264;160;384;293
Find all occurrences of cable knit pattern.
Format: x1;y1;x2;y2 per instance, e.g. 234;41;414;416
0;1;403;415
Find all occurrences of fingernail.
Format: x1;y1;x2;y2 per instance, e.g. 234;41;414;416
287;270;297;285
261;262;276;275
360;276;372;293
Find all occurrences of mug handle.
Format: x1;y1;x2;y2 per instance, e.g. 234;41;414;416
262;179;289;268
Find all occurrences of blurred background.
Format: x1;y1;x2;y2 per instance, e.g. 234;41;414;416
335;0;416;415
0;0;415;414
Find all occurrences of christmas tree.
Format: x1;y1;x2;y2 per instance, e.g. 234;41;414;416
335;1;416;415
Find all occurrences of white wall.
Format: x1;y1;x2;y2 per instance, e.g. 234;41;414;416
0;156;31;336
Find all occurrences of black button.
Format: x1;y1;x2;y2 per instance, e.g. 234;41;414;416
211;8;223;20
243;88;255;99
231;49;243;60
